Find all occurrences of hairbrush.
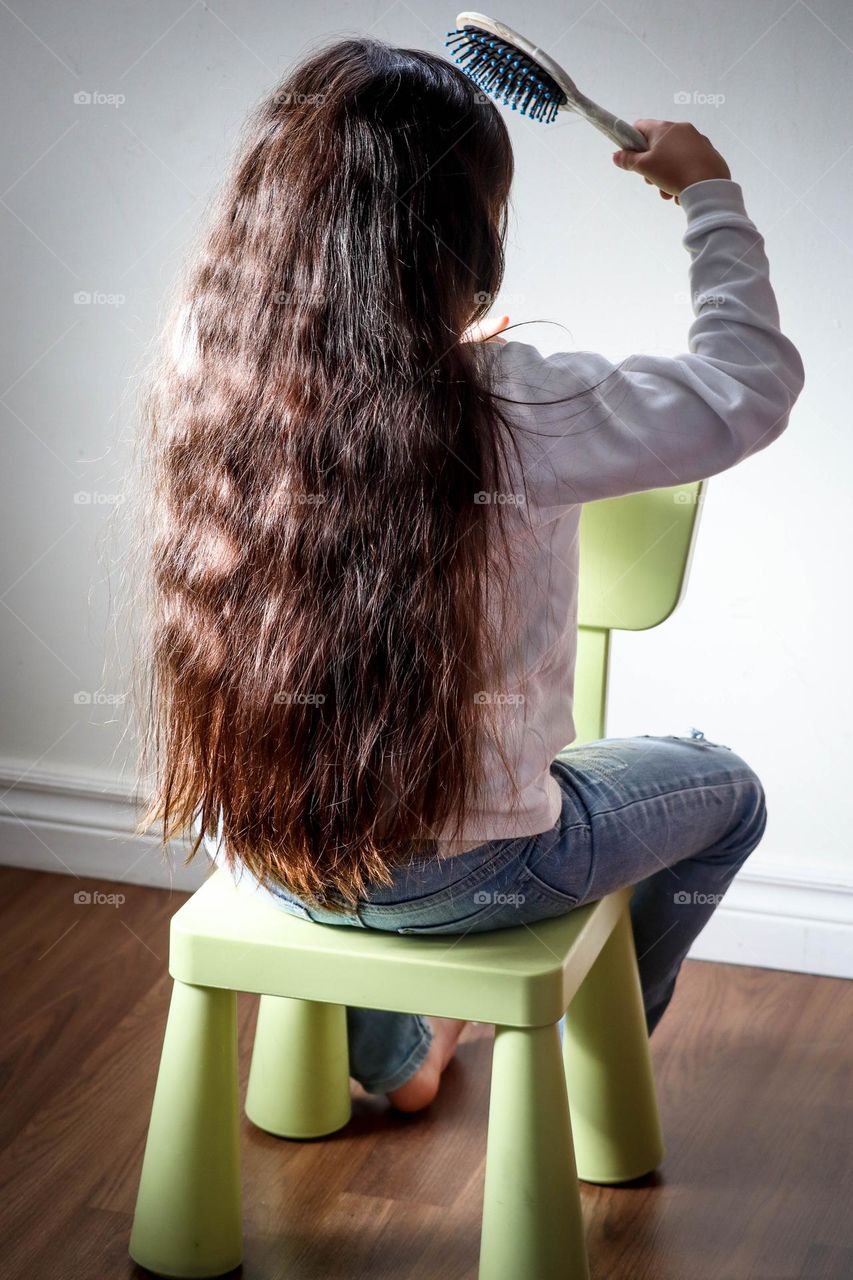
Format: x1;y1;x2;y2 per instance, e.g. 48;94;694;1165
446;12;646;150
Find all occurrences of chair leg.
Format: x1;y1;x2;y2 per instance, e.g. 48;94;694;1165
245;995;351;1138
129;980;242;1278
479;1023;589;1280
562;900;665;1184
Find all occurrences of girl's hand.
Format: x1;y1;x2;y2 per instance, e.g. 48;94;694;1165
612;119;731;200
463;314;510;345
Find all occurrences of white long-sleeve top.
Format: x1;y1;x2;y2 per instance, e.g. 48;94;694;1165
433;177;805;854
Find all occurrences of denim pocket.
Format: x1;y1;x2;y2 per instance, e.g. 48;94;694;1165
267;893;313;921
514;820;593;908
389;861;583;936
391;897;508;935
355;836;535;935
514;865;581;911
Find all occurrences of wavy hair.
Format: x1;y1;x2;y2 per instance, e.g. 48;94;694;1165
135;37;528;905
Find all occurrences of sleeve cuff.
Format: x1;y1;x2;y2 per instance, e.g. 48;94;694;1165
679;177;747;221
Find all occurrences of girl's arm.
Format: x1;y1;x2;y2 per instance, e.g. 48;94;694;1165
494;176;805;507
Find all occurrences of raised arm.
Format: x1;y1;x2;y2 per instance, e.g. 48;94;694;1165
490;124;805;507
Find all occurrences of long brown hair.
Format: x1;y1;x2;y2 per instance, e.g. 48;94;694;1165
136;37;528;905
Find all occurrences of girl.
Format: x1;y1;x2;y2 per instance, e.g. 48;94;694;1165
139;39;804;1114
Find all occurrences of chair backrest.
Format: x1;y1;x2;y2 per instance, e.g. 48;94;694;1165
573;482;703;745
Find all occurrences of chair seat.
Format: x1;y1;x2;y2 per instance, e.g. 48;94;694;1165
170;870;630;1027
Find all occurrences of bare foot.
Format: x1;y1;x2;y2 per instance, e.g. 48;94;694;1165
387;1017;467;1113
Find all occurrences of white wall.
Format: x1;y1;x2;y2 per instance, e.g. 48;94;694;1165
1;1;850;973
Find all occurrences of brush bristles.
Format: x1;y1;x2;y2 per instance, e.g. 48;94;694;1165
445;27;565;123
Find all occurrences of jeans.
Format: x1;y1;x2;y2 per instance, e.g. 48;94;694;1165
215;733;767;1095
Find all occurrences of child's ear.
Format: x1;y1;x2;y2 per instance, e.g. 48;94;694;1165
463;314;510;345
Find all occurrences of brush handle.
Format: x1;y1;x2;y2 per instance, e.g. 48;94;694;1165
564;92;647;151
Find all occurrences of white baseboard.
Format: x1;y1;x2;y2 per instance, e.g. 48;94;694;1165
0;762;850;979
686;860;853;979
0;761;206;892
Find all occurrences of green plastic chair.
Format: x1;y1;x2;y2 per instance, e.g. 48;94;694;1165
130;481;703;1280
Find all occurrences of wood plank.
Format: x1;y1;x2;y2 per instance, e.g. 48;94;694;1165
0;867;850;1279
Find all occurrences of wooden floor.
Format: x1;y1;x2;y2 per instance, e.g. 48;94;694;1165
1;866;851;1280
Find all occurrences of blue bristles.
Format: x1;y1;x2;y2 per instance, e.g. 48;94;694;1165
445;26;565;123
